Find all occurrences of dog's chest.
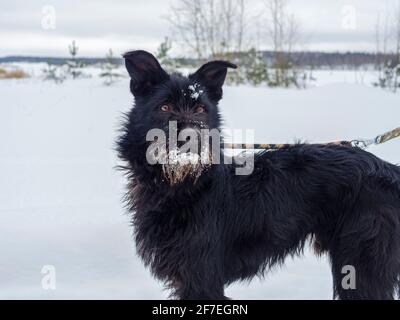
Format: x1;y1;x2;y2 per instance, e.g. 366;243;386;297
131;172;229;278
135;203;215;278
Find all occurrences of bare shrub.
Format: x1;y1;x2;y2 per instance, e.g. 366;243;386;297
0;67;29;79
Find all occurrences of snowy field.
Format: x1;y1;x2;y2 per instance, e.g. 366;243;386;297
0;64;399;299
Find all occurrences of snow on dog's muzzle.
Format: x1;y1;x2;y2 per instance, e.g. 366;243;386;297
145;125;213;184
161;148;210;185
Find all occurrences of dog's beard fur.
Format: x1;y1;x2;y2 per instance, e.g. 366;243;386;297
159;148;211;185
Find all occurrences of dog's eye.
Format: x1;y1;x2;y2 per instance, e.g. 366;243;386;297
195;105;205;114
160;105;170;112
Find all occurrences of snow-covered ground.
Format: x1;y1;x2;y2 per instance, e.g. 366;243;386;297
0;64;399;299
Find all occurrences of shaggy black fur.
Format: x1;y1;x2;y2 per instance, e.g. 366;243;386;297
117;50;400;300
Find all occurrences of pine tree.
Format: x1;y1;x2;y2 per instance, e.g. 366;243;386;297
374;60;400;91
225;49;269;86
67;40;84;79
99;49;122;85
42;61;66;84
244;49;269;86
156;37;178;73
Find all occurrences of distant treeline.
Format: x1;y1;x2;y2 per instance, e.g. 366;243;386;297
0;55;195;66
0;56;120;66
270;52;398;69
1;52;397;69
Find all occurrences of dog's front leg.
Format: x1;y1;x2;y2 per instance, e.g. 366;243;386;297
172;253;227;300
176;279;227;300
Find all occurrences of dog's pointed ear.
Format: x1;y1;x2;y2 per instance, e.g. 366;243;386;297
190;61;237;101
123;50;169;96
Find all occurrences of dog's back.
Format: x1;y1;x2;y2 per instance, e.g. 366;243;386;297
228;144;400;299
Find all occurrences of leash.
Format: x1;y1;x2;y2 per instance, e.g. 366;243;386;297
223;127;400;151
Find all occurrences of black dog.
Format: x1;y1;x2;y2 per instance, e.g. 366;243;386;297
117;50;400;300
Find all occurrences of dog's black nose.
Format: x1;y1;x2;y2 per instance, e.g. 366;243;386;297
175;112;193;125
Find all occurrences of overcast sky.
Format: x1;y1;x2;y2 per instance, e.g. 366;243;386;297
0;0;398;57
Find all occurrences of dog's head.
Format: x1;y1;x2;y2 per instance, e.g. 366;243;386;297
123;50;236;133
120;50;236;184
